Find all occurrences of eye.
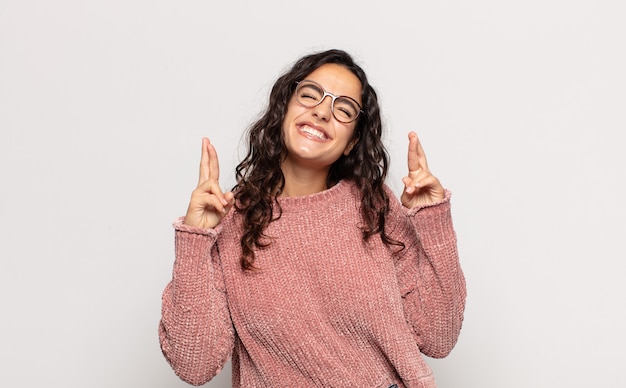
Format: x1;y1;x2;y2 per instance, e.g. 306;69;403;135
301;91;319;101
334;98;358;120
297;83;323;105
336;107;353;120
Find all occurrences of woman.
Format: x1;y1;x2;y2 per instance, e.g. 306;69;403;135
159;49;466;388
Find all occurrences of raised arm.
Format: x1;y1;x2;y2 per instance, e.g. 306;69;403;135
159;138;236;385
395;131;466;358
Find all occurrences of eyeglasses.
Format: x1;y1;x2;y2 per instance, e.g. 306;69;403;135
294;80;363;123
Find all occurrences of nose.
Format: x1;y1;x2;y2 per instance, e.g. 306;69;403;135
312;95;333;121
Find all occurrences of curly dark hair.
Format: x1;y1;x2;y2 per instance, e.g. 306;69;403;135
233;49;402;270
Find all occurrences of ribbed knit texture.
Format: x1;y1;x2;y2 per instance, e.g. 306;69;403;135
159;180;466;388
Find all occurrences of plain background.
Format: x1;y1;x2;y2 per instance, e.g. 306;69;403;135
2;1;625;387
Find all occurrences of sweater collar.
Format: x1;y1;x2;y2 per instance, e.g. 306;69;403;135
274;180;352;213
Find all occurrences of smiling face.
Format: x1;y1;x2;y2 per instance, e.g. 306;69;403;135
281;63;362;174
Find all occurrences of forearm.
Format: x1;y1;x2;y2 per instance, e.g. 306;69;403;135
159;222;234;385
400;196;466;358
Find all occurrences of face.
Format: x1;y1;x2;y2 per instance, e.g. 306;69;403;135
281;63;362;172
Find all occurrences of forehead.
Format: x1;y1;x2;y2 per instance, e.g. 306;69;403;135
303;64;362;104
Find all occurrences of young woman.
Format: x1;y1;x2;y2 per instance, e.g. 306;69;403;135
159;49;466;388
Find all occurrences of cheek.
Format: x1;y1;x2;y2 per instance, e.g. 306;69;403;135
340;125;357;143
284;97;301;116
283;104;301;128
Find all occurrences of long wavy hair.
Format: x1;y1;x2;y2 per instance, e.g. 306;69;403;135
233;49;402;270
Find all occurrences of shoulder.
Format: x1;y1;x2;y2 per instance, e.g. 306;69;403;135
381;183;406;214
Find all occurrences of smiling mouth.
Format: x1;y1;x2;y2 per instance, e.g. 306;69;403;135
300;125;329;140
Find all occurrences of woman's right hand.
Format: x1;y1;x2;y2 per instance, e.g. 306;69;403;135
183;138;234;229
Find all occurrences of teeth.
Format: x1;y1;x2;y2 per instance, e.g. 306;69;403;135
302;126;327;140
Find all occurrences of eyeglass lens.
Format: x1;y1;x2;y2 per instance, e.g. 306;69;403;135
295;81;361;123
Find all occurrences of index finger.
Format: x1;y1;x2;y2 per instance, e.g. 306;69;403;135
198;137;221;184
407;131;430;172
206;139;221;183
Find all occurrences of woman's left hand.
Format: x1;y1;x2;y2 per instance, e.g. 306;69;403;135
401;131;445;208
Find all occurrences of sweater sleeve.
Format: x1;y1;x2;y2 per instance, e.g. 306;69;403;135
158;217;235;386
392;190;466;359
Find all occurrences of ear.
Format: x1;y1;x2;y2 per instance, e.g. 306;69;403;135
343;137;359;155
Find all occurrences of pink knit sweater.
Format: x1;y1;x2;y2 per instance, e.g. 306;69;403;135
159;180;466;387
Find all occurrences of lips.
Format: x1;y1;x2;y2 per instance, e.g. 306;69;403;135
298;123;330;141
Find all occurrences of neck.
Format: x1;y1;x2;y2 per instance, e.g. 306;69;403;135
279;162;330;197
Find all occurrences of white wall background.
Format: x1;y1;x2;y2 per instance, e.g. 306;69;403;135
1;1;624;387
